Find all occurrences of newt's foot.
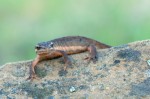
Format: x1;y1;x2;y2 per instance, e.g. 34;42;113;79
64;59;72;70
26;73;38;81
84;55;98;63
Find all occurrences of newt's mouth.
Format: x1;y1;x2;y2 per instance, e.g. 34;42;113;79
35;45;48;55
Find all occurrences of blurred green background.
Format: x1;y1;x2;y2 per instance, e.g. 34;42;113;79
0;0;150;65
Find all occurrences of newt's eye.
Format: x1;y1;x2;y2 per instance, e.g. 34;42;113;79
35;45;42;50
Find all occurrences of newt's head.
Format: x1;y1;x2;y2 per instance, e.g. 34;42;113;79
35;42;54;55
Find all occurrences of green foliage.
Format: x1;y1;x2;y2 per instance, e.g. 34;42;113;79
0;0;150;65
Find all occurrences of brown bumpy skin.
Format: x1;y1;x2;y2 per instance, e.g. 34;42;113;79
27;36;111;80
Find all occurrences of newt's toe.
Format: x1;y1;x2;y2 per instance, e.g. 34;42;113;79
84;56;98;63
92;56;98;63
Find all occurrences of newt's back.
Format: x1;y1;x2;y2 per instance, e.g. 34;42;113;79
50;36;111;48
48;36;111;54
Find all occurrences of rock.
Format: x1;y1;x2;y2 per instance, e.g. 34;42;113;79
69;86;76;92
0;40;150;98
147;60;150;66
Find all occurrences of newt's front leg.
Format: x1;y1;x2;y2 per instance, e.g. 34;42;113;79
27;55;40;80
27;50;71;80
54;50;71;70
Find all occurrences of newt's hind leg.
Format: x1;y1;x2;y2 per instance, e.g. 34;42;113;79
84;45;98;63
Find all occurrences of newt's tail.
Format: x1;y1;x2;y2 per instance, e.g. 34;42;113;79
94;41;111;49
82;36;111;49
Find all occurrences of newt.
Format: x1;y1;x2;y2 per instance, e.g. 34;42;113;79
27;36;111;80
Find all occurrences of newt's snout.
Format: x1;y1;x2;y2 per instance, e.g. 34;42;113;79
35;44;49;55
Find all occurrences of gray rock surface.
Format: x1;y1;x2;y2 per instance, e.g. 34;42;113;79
0;40;150;99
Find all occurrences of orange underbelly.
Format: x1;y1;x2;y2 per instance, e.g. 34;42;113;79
54;45;87;54
39;46;88;60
